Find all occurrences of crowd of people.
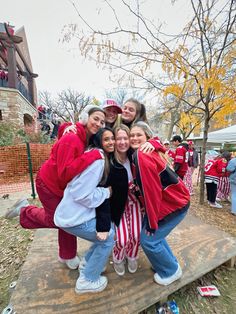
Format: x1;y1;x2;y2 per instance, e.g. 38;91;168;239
5;98;235;295
37;105;61;139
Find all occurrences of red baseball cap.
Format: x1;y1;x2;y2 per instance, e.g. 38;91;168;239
102;99;122;114
188;140;193;145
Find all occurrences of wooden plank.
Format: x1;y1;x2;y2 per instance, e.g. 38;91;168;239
9;213;236;314
0;33;23;44
224;256;236;268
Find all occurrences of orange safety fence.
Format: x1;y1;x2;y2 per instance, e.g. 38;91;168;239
0;143;52;195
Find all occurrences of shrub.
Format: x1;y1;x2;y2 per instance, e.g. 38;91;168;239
0;122;17;146
0;122;53;146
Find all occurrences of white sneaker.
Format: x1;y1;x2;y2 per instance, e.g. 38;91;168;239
154;264;182;286
59;256;80;270
127;259;138;274
5;198;29;219
216;197;221;202
78;256;87;271
75;275;108;294
113;260;125;276
227;197;231;203
209;202;222;208
79;256;107;273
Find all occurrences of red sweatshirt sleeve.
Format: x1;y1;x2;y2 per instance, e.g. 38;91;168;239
217;158;229;177
56;139;102;187
138;151;162;229
149;137;166;153
175;147;184;164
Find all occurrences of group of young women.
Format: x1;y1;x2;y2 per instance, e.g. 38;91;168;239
5;98;190;294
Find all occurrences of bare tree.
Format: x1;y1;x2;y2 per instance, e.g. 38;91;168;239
105;87;144;105
39;89;93;122
63;0;236;203
38;90;54;108
56;89;92;122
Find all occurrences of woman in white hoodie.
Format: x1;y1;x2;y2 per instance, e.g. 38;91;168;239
54;127;115;294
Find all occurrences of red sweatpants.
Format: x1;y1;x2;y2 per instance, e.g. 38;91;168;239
20;172;77;259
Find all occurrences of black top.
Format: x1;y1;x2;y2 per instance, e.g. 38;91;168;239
95;154;129;231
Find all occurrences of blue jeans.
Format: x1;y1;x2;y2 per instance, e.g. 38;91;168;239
63;218;114;281
140;203;189;278
230;183;236;214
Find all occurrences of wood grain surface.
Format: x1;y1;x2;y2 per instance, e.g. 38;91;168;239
10;213;236;314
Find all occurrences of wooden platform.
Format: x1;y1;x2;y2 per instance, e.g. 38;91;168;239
9;213;236;314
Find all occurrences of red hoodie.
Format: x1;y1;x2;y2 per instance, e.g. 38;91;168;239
133;149;190;230
39;123;102;197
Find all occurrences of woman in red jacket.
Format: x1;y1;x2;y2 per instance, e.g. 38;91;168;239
130;122;190;286
5;106;105;269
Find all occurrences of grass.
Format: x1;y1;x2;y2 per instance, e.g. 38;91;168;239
0;218;34;310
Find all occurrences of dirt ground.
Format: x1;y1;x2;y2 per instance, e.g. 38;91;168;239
0;193;235;313
170;194;236;314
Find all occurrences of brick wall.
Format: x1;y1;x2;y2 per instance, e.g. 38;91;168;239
0;143;52;182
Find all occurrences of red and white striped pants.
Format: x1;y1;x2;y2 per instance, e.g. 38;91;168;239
183;166;194;195
113;191;142;263
217;176;231;199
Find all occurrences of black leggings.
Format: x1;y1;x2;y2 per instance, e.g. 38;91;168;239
205;182;217;203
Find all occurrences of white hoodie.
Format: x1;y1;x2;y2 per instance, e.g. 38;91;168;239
54;159;110;228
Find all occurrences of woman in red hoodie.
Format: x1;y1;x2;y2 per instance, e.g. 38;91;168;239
5;106;105;269
130;122;190;286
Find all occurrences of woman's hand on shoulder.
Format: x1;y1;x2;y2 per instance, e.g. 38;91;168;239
96;231;109;241
108;186;112;196
140;142;155;154
63;124;77;135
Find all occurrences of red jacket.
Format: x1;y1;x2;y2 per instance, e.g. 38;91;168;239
174;145;188;178
133;149;190;230
37;105;44;113
167;149;175;160
149;137;166;154
204;158;229;184
39;123;101;197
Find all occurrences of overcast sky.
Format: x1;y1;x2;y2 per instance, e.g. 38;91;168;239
0;0;191;101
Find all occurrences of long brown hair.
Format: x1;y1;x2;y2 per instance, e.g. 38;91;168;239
123;98;148;125
90;127;114;185
114;98;148;128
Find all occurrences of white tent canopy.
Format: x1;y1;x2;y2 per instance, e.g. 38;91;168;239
206;125;236;143
191;125;236;144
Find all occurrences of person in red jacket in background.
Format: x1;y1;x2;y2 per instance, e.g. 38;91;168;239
5;106;105;269
37;105;46;120
204;151;231;208
171;135;188;179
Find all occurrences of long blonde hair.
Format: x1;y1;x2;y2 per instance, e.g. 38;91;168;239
131;122;173;168
113;124;130;164
131;121;153;140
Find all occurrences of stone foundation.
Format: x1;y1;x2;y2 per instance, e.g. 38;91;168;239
0;87;37;126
